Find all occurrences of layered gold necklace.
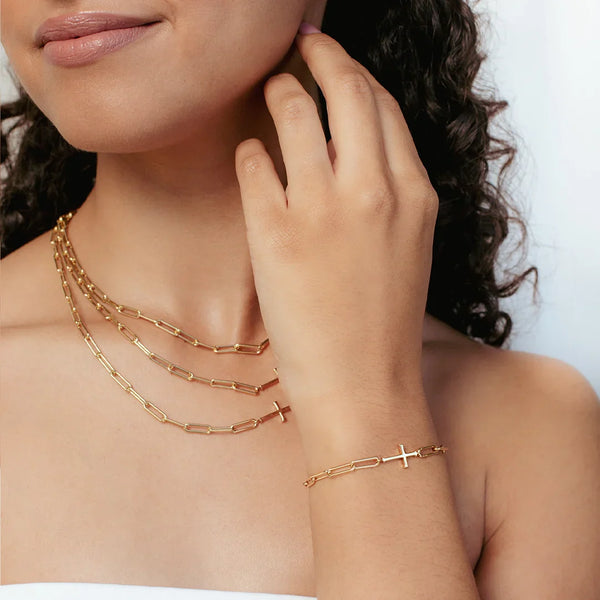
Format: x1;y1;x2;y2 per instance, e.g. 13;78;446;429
50;210;291;434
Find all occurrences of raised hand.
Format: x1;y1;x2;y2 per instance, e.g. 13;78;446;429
234;26;438;403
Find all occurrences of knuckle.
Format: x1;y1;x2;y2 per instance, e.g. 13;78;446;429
333;70;372;96
422;191;440;221
404;180;439;220
307;36;339;55
354;180;396;215
376;91;403;116
423;188;439;212
277;93;316;124
351;58;370;75
239;151;268;175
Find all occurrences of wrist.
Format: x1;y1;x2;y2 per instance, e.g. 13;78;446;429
282;372;427;408
274;349;424;400
286;383;436;474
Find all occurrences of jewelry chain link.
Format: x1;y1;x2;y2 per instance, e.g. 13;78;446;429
50;215;291;435
303;444;448;487
53;211;279;396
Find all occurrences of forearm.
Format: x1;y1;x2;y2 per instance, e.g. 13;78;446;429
291;383;480;600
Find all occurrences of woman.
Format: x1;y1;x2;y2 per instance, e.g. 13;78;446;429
1;0;598;598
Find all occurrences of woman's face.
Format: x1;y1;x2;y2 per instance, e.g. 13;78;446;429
1;0;325;152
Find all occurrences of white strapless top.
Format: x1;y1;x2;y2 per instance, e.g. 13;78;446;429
0;582;316;599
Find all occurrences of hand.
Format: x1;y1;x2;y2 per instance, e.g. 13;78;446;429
234;29;438;402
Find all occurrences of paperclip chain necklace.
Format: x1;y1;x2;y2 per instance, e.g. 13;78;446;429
53;211;279;397
50;212;291;435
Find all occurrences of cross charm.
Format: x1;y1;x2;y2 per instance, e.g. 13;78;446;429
256;399;291;425
381;443;420;468
272;400;288;422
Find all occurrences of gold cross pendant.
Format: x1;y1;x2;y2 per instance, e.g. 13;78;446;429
381;443;448;468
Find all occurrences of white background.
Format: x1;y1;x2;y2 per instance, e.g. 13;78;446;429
1;0;598;394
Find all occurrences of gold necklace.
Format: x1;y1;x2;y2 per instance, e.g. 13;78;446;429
50;212;291;435
53;211;279;396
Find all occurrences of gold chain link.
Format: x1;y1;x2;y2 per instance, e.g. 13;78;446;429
53;211;279;396
303;443;448;487
54;211;268;353
50;219;291;435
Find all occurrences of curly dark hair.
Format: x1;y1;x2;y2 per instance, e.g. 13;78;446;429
1;0;538;347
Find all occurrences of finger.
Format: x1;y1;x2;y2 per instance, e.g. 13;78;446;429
294;32;388;181
235;138;287;237
263;72;334;197
350;59;429;181
352;60;437;222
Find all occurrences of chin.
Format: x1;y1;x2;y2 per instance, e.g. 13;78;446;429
38;83;229;154
54;125;186;155
28;55;270;154
50;112;201;154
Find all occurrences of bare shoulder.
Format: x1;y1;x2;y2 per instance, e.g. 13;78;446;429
1;228;64;331
478;352;599;598
424;316;598;420
425;318;600;598
0;228;71;391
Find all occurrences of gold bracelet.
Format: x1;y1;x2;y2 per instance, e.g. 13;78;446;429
303;443;448;487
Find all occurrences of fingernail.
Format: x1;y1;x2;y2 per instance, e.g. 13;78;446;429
298;21;321;35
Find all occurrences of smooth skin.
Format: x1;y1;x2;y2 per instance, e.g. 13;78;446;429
1;3;599;599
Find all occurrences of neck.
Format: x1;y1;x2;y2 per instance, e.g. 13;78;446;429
66;51;312;343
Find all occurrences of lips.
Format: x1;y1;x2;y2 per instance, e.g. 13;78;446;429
35;12;160;48
35;12;162;67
